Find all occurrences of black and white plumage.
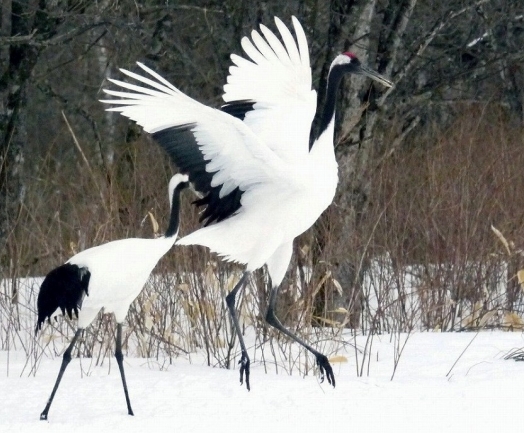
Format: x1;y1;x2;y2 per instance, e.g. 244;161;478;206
101;16;393;390
35;174;189;420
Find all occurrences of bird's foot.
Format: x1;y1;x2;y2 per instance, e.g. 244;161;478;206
239;350;251;391
316;353;335;387
40;412;48;421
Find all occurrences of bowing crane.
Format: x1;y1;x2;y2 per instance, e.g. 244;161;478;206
35;174;189;420
101;16;393;390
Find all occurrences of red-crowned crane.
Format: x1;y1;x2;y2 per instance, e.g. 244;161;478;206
35;174;189;420
101;16;393;391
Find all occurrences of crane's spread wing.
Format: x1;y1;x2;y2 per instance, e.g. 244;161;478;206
223;16;317;163
101;63;286;226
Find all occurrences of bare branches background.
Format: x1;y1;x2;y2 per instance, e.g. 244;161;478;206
1;1;523;369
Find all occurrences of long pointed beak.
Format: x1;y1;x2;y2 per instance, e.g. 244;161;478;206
357;65;394;88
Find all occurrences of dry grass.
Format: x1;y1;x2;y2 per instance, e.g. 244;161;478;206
365;105;524;331
1;104;523;378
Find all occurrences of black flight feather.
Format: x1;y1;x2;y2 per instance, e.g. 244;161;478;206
151;124;243;226
35;263;90;334
221;100;255;121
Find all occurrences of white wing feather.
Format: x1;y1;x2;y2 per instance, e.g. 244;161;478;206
101;63;287;198
223;16;317;163
99;17;338;269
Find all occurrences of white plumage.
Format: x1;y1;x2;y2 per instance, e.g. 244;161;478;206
35;174;189;420
67;236;175;326
101;16;393;390
223;16;315;163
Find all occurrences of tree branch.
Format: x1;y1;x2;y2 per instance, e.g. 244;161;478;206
0;21;109;47
384;0;418;77
0;30;37;46
376;114;421;167
378;0;491;107
136;5;225;16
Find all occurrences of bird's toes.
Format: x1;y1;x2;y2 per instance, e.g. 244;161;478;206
238;350;251;391
316;354;335;388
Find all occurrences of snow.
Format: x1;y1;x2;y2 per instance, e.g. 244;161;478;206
2;331;524;432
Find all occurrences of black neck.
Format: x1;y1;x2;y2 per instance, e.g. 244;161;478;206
165;183;187;238
316;65;347;141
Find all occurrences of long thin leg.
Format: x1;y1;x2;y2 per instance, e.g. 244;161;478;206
266;285;335;387
115;323;134;416
40;328;83;420
225;271;251;390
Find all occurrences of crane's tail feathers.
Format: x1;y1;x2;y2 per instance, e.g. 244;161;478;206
176;225;252;266
176;218;276;270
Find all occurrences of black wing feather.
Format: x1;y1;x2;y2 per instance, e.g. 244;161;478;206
151;124;243;226
221;100;255;121
35;263;90;334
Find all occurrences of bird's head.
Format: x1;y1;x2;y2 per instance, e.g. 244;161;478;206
331;52;394;88
168;173;190;205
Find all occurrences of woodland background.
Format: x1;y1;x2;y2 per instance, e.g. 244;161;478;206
1;1;524;368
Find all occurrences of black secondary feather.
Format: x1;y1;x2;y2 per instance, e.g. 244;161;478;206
35;263;90;334
221;100;255;121
152;124;243;226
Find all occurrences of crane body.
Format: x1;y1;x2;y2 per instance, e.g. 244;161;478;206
102;16;393;390
36;174;189;420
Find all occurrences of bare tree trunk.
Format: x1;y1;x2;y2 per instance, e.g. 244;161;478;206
96;43;116;166
0;0;39;270
313;0;419;328
311;0;372;328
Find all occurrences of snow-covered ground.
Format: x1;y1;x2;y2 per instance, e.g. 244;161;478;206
2;331;524;432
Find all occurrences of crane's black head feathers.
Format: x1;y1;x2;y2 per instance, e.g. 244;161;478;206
35;263;90;335
152;124;243;226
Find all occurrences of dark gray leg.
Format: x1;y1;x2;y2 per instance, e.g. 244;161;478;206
40;328;83;420
115;323;134;415
225;271;251;390
266;285;335;387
